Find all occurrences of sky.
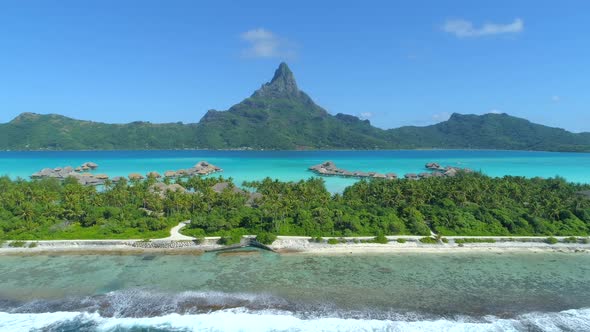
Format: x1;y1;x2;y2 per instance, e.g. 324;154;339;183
1;0;589;132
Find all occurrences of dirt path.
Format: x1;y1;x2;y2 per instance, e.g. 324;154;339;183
156;221;194;241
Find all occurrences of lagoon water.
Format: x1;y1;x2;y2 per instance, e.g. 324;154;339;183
1;251;590;331
2;150;590;331
1;150;590;192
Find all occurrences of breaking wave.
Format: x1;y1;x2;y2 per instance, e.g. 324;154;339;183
1;290;589;331
2;308;590;332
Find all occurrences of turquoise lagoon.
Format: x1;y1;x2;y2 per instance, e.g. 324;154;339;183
1;150;590;192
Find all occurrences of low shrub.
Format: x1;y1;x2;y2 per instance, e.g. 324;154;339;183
28;242;38;248
441;238;449;243
419;237;438;244
546;236;558;245
256;232;277;245
218;234;243;245
396;238;407;244
582;238;590;244
563;236;578;243
455;238;496;244
327;238;339;245
372;234;389;244
9;241;27;248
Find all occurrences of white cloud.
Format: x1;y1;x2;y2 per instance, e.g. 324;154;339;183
551;95;561;102
432;112;451;121
443;18;524;38
359;112;373;119
240;28;296;58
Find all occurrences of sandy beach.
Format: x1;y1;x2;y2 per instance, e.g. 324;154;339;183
1;235;589;255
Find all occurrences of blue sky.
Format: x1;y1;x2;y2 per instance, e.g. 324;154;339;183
1;0;589;131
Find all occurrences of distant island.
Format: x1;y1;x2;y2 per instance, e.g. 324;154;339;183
2;63;590;152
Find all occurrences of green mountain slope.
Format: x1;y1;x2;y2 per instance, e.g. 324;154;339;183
194;63;388;149
1;63;590;152
0;113;198;150
387;113;590;152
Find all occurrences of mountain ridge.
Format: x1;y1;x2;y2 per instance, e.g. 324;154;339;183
2;63;590;152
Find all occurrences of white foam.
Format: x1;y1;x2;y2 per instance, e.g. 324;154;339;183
1;307;590;332
0;311;82;331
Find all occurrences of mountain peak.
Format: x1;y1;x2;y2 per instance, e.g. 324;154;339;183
271;62;295;84
252;62;300;99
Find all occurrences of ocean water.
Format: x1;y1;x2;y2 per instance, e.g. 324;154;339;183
1;150;590;192
1;251;590;331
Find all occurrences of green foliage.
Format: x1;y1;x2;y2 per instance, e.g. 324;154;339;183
546;236;559;244
256;232;277;245
387;113;590;152
8;241;26;247
28;242;38;248
455;238;497;244
419;237;438;244
217;229;246;245
327;238;339;245
0;172;589;241
372;234;389;244
396;238;407;243
563;236;578;243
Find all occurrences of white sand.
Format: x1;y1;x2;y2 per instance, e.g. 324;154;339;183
1;233;589;255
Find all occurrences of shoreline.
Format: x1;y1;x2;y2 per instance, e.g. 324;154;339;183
1;148;587;154
2;236;590;256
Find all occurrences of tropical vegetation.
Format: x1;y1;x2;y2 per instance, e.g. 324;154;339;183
1;171;590;240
